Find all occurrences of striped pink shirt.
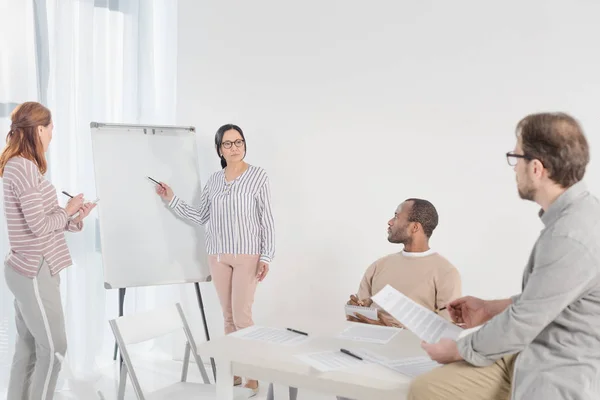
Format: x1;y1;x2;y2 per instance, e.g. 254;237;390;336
2;157;82;277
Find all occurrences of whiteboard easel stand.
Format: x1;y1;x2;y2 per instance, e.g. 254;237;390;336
90;121;217;381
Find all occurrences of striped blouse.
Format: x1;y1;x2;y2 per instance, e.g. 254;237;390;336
2;157;82;277
168;165;275;263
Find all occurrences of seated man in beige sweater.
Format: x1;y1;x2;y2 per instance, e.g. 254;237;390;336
347;198;461;327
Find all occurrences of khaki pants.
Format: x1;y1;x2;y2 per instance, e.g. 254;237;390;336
208;254;260;334
408;354;518;400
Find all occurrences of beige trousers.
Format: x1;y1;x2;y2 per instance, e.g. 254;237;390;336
208;254;260;334
408;354;518;400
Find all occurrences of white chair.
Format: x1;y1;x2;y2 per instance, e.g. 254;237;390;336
109;303;250;399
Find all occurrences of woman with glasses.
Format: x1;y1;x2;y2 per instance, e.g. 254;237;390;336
155;124;275;396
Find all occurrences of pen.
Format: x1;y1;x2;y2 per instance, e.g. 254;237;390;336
340;348;363;360
286;328;308;336
438;306;447;312
147;176;165;189
62;191;74;198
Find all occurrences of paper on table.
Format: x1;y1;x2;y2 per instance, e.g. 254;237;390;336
371;285;462;343
354;349;441;378
387;357;441;378
295;350;370;372
352;348;392;364
337;323;400;344
229;325;310;346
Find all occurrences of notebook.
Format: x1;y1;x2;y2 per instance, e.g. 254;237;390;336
345;304;378;320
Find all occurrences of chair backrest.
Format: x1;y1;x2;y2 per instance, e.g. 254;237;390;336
111;303;184;345
109;302;210;400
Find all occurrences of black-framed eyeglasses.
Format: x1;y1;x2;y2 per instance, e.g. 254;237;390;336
222;139;245;149
506;151;533;166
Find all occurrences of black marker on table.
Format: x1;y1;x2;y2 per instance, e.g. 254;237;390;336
340;348;363;360
286;328;308;336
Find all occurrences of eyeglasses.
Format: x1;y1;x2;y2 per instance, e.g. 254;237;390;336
222;139;245;149
506;151;533;166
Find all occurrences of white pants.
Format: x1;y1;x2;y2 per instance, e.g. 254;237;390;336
5;259;67;400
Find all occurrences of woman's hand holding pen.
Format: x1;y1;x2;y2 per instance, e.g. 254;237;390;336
72;202;97;224
155;182;174;202
65;194;84;216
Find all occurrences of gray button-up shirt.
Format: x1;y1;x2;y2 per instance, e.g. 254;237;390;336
458;181;600;400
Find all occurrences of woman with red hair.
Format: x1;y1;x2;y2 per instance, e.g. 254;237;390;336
0;102;96;399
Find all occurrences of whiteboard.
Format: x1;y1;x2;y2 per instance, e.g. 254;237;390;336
90;123;209;289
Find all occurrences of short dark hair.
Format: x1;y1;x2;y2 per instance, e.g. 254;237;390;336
404;198;438;238
215;124;246;169
517;113;589;188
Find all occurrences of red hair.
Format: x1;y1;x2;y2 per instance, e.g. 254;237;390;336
0;102;50;176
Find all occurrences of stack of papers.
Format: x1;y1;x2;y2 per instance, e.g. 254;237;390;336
229;326;310;346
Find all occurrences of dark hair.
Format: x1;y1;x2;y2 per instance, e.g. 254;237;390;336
517;113;589;188
214;124;246;169
404;198;438;238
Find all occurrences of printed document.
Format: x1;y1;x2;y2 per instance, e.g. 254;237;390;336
354;349;441;378
371;285;462;343
344;304;378;320
296;350;369;372
229;326;310;346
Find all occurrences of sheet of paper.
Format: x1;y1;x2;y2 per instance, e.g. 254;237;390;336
337;324;400;344
353;349;440;378
345;304;378;320
229;326;310;346
353;348;392;364
295;350;370;372
371;284;462;343
386;357;441;378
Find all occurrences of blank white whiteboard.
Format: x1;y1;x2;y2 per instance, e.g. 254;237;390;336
90;123;209;289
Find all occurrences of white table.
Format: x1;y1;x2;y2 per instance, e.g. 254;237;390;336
195;321;428;400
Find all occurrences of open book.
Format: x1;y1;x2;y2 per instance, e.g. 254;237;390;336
371;284;463;343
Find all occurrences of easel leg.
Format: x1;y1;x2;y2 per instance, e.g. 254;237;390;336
113;288;126;369
195;282;217;381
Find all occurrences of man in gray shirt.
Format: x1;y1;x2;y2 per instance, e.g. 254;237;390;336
408;113;600;400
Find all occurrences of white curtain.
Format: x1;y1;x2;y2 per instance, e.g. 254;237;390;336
0;0;180;393
0;0;41;390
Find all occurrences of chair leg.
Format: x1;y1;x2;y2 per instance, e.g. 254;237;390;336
181;342;191;382
267;384;298;400
177;303;210;384
117;363;127;400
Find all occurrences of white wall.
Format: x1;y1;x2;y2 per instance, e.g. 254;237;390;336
177;0;600;335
